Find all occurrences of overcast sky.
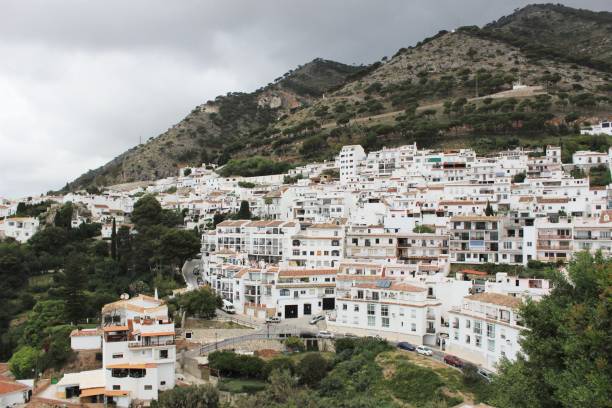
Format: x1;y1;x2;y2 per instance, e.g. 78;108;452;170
1;1;611;198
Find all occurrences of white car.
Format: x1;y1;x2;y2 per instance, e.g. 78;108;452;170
416;345;433;356
309;315;325;325
316;330;334;339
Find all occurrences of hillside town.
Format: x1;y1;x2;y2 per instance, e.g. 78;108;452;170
1;140;611;406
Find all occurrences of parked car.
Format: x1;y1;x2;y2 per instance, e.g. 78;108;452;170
309;315;325;325
343;333;358;338
265;316;281;324
397;342;416;351
477;367;494;382
443;354;464;368
316;330;334;339
416;345;433;356
221;299;235;314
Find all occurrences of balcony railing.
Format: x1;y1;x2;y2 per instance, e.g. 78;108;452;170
128;339;175;348
426;327;436;334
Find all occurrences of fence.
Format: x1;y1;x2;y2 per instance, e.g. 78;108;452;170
199;325;317;354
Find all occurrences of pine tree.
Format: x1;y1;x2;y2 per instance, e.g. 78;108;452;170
485;201;495;216
111;218;117;260
237;200;252;220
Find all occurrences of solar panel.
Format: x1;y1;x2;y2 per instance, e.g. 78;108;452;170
376;280;392;288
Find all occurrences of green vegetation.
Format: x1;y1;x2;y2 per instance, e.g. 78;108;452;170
0;194;192;371
283;336;305;352
169;288;221;320
413;225;435;233
237;181;256;188
208;351;266;379
151;384;219;408
512;171;526;183
218;378;267;394
490;252;611;407
15;201;53;219
217;157;293;177
235;337;490;407
588;164;611;187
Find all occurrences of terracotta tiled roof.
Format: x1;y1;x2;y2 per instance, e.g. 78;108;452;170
0;380;29;395
465;292;522;308
279;268;338;277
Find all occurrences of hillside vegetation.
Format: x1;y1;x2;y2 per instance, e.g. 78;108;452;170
67;4;612;191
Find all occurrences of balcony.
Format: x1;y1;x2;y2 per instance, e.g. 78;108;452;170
426;327;436;334
128;339;175;348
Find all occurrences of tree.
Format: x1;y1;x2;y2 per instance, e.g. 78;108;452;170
54;202;73;229
296;353;328;386
484;201;495;216
512;172;527;183
237;200;252;220
491;252;612;407
131;195;162;228
8;346;41;379
110;218;117;260
56;255;87;323
174;288;221;319
160;229;200;267
151;384;219;408
29;226;69;255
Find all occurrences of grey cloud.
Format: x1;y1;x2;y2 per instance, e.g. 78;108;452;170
1;0;611;197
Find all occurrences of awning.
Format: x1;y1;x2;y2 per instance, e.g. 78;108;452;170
80;387;105;397
105;390;130;396
103;326;129;332
106;363;157;369
140;332;175;337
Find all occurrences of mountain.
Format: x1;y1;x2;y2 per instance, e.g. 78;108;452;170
67;4;612;191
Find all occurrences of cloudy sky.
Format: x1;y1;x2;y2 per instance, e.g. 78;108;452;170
1;1;611;198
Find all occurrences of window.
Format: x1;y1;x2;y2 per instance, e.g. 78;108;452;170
280;289;290;296
144;385;153;390
488;339;495;351
160;349;169;359
113;385;121;390
411;323;416;332
382;317;390;328
354;305;359;312
112;353;123;359
367;316;375;326
367;304;376;315
487;323;495;338
381;305;389;317
475;336;482;347
465;335;471;344
160;381;166;386
453;331;459;340
465;320;471;329
325;288;334;295
342;304;348;311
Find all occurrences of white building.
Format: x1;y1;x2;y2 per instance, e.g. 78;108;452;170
0;217;39;243
447;293;524;372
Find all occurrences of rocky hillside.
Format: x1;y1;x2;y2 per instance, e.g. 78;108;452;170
66;59;365;189
67;4;612;191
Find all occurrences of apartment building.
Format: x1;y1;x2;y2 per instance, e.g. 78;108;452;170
449;216;502;264
331;279;441;344
337;145;366;184
274;268;337;319
55;295;175;407
286;221;346;268
447;293;524;372
345;225;396;260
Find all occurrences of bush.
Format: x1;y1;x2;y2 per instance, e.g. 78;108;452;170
296;353;328;386
264;357;296;379
413;225;435;234
208;351;266;379
9;346;41;379
237;181;256;188
151;384;219;408
283;337;305;352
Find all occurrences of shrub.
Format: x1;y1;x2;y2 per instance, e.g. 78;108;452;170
208;351;266;379
284;336;305;352
264;357;296;378
296;353;328;386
